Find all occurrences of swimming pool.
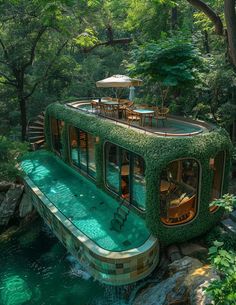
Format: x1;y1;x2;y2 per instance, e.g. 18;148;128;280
21;151;159;285
21;151;149;252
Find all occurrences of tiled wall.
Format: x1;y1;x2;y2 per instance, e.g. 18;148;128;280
24;178;159;286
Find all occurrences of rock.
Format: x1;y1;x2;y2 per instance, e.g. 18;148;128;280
0;181;12;192
166;244;182;262
0;192;5;204
19;193;33;218
132;256;218;305
0;184;24;226
0;275;32;305
180;243;208;258
132;271;188;305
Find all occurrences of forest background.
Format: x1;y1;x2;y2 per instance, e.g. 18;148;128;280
0;0;236;145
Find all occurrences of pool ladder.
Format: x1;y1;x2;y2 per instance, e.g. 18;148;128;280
110;201;130;232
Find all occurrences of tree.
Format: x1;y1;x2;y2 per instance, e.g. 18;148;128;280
128;36;201;107
186;0;236;69
0;0;132;141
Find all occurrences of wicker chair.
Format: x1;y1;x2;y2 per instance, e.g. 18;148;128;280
153;106;169;127
126;108;141;125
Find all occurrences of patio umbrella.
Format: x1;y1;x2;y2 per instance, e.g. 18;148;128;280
129;86;135;101
96;74;143;88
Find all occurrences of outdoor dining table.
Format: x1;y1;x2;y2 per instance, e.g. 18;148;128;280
133;109;154;126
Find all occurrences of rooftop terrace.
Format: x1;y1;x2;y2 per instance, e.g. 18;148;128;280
66;100;214;137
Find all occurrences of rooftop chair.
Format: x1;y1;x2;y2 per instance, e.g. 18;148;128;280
119;101;134;119
126;108;141;126
152;106;169;127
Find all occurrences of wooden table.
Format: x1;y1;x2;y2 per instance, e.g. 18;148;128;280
133;109;154;126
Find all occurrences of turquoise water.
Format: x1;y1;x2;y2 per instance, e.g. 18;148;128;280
0;219;131;305
77;103;203;135
21;151;149;251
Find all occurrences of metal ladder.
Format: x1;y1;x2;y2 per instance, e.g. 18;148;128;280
110;200;130;232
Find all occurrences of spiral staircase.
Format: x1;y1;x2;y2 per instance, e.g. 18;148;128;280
27;112;45;150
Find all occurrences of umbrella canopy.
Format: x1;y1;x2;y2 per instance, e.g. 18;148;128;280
96;74;142;88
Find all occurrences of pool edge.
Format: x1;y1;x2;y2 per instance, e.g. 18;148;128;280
23;175;160;285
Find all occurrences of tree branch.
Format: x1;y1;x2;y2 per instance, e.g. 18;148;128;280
24;40;69;100
83;37;132;53
0;71;16;85
0;36;10;61
224;0;236;68
187;0;224;35
22;26;47;70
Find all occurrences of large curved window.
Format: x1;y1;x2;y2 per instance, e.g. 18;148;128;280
160;159;199;225
105;142;146;211
69;126;96;178
51;117;63;156
209;151;225;212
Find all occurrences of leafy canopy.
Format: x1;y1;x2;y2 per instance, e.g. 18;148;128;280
128;36;201;88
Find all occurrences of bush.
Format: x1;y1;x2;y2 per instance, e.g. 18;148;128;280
0;136;28;182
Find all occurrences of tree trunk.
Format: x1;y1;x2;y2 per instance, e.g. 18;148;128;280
171;6;178;30
224;0;236;68
203;30;210;53
19;97;27;142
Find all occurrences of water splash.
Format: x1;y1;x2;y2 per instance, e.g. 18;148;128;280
66;255;92;281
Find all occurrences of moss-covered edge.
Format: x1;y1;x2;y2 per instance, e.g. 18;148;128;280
44;103;233;246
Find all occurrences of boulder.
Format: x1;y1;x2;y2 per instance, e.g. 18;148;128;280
0;192;5;204
166;244;182;262
180;243;208;258
0;184;24;226
0;181;12;192
19;193;33;218
132;256;218;305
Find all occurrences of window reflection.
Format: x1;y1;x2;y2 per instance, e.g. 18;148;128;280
210;151;225;212
105;142;146;211
69;126;96;178
160;159;199;225
106;143;120;193
51;117;63;156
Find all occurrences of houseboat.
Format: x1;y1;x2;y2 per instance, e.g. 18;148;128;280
21;99;232;285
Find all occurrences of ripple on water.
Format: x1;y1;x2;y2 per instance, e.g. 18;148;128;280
0;220;132;305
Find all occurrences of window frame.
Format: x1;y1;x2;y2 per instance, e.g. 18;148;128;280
159;157;201;227
68;125;96;180
50;117;63;157
209;151;226;213
104;141;146;212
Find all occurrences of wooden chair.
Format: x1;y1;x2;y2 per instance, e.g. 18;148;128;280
119;101;134;119
126;108;141;125
157;107;169;126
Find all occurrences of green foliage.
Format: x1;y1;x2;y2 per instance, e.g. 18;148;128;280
205;241;236;305
0;136;28;181
204;226;236;252
210;194;236;213
129;37;201;87
44;103;232;245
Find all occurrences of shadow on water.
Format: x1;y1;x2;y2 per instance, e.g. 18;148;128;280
0;219;135;305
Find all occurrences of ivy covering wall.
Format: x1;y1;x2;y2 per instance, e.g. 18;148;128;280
45;103;232;245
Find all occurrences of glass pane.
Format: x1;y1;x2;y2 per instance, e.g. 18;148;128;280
132;155;146;210
69;126;79;166
51;118;63;155
210;151;225;212
87;133;96;178
105;143;120;193
120;149;130;201
160;159;199;225
79;130;87;171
